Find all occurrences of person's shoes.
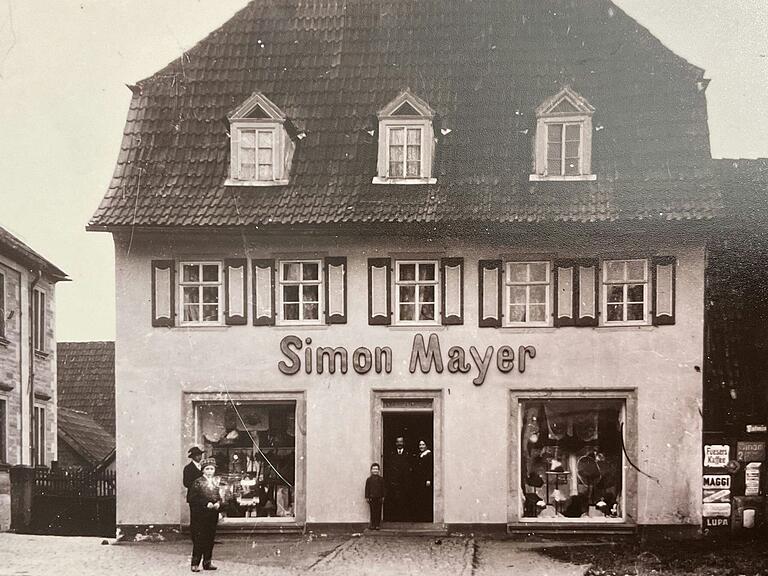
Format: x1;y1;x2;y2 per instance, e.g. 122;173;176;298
191;566;201;573
203;564;218;571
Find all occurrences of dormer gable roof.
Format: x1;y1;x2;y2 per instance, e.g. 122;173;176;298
536;86;595;117
378;89;435;120
229;91;286;122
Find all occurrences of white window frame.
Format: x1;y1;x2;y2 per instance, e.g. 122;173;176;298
601;259;649;326
504;261;551;327
179;261;224;326
33;404;45;466
277;260;324;326
394;260;440;325
236;125;279;183
32;288;45;352
530;87;596;182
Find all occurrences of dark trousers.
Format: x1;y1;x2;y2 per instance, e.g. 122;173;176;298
189;505;199;543
368;498;382;528
191;510;218;567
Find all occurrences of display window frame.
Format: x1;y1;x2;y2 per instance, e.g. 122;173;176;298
507;388;638;526
182;391;306;526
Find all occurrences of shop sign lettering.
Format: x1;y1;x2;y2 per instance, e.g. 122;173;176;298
703;517;730;529
278;333;536;386
736;441;766;462
747;424;767;434
702;503;731;518
704;445;730;468
703;475;731;490
703;489;731;503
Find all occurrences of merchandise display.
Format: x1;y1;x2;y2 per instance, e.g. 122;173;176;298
198;402;296;519
521;399;624;520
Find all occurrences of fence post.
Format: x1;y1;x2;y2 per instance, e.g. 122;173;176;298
10;466;35;533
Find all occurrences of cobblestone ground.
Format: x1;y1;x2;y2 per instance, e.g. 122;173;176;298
0;533;587;576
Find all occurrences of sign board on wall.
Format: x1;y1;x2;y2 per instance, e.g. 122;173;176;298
703;475;731;489
747;424;767;434
704;445;730;468
702;502;732;518
703;517;731;530
736;441;766;462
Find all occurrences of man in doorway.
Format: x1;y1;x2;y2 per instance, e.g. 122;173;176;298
386;436;412;521
184;447;205;541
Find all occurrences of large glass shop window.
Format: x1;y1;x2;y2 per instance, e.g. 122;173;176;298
197;402;296;520
520;399;624;521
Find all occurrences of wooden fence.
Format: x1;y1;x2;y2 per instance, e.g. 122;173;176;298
34;467;116;497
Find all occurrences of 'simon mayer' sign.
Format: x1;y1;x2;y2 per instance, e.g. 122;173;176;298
278;333;537;385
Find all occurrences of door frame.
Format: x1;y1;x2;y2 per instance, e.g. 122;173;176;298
371;389;443;524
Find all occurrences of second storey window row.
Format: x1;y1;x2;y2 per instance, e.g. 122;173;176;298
150;256;676;328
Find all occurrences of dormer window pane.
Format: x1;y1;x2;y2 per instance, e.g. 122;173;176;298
564;124;581;176
547;122;582;176
389;127;405;177
240;129;258;180
406;128;422;177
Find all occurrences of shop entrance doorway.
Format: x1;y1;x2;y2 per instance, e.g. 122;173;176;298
382;411;433;522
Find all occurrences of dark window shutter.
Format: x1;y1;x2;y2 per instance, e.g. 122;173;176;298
575;259;599;327
652;256;676;326
478;260;502;328
325;257;347;324
441;257;464;325
252;259;275;326
224;258;248;325
151;260;175;327
368;258;391;325
554;260;576;327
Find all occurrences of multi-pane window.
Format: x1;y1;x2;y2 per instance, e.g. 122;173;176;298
32;289;45;352
603;259;648;323
388;127;422;178
505;261;550;325
547;123;581;176
239;128;275;181
180;263;222;324
33;405;45;466
279;261;322;323
0;271;5;338
0;398;6;463
395;261;438;323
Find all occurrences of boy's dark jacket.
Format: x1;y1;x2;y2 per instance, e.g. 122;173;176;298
365;474;386;499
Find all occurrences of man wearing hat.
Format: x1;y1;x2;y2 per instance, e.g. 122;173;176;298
184;447;205;543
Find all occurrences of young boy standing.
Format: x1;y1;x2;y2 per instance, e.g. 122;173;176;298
365;463;386;530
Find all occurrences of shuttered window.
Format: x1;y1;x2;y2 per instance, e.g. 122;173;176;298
504;261;550;326
279;260;322;324
395;261;439;324
180;262;223;325
602;259;648;324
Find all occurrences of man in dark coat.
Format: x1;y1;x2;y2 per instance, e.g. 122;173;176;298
385;436;412;521
184;447;205;543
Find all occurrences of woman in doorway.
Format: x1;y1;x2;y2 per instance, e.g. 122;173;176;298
189;458;222;572
414;439;434;522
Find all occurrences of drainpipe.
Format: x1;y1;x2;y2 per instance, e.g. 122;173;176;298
28;269;41;466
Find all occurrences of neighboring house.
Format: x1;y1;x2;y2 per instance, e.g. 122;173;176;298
56;341;116;470
89;0;725;536
0;225;67;468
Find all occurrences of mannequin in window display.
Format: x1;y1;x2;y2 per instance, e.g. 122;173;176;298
413;440;433;521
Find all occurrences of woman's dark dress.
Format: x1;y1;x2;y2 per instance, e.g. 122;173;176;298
188;476;222;567
414;449;434;522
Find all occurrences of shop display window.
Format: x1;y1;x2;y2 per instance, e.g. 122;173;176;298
197;402;296;520
520;399;624;521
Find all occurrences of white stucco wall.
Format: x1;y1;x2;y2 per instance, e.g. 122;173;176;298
113;231;704;527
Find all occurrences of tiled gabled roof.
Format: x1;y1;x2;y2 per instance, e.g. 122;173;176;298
0;225;68;280
89;0;721;230
58;407;115;467
57;342;115;436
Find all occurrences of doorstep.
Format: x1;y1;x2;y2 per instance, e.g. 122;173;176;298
189;521;304;535
507;522;636;537
377;522;449;536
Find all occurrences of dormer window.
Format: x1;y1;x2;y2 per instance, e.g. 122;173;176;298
373;90;437;185
226;92;295;186
530;86;596;182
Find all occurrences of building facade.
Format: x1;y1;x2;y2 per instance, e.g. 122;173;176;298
89;0;721;534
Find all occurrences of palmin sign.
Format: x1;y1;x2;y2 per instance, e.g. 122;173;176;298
278;333;537;386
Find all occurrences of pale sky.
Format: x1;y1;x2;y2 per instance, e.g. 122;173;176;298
0;0;766;342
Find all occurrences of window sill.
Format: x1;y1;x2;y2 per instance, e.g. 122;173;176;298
0;336;9;348
371;177;437;185
390;323;443;330
528;174;597;182
174;325;230;331
501;325;556;332
34;350;49;360
224;178;290;187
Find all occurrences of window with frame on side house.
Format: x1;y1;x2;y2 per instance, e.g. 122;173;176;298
278;260;323;325
602;259;648;324
374;90;437;184
531;86;596;181
180;262;223;325
33;405;45;466
505;261;551;326
32;288;45;352
394;261;439;324
226;92;295;186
